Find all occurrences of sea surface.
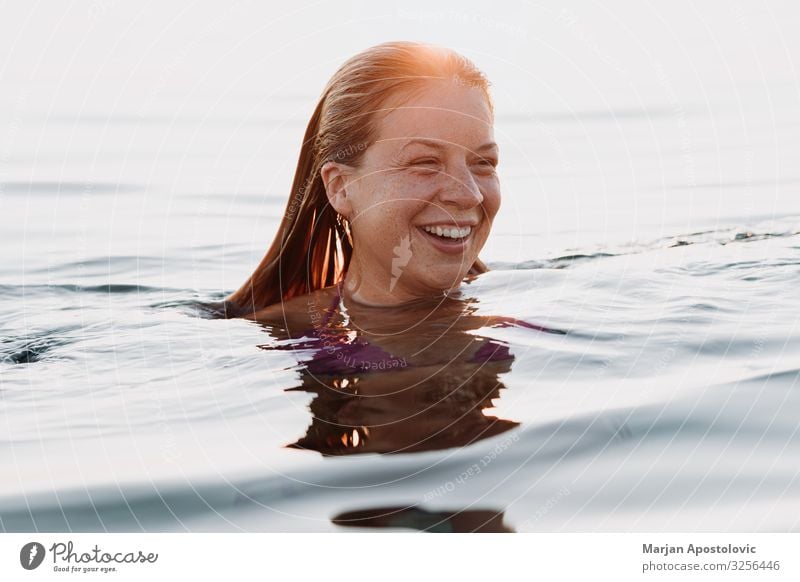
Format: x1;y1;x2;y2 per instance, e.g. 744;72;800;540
2;1;799;532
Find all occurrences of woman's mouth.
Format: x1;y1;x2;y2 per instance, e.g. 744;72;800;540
417;224;473;254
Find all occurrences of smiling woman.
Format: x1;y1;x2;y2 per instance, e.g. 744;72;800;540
224;41;499;317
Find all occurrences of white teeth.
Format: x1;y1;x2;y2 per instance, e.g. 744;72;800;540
422;225;472;239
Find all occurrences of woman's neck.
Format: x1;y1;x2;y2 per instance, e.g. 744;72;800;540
341;269;457;308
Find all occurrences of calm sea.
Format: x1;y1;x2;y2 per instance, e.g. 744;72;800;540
2;1;799;531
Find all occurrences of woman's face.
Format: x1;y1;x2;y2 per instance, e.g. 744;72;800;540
323;79;500;305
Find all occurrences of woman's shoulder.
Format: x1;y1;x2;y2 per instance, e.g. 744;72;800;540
245;286;339;330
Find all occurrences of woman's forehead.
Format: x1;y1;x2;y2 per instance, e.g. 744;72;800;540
372;82;493;150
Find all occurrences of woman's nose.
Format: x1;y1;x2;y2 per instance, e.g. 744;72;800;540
438;163;484;208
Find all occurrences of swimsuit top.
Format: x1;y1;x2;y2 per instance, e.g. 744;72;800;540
272;284;559;375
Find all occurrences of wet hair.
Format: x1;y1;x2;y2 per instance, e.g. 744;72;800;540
226;41;493;316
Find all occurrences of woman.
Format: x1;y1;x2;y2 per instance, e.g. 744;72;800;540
225;41;500;324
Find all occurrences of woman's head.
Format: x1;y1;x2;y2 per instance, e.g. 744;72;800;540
228;41;499;313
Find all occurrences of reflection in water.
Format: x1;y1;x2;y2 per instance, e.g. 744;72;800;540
284;362;518;456
256;289;559;531
332;506;514;533
255;290;550;456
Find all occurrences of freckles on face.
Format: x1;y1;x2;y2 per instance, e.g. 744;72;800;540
346;80;500;293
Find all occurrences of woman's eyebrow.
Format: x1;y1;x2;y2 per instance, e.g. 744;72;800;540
399;138;498;153
399;138;446;151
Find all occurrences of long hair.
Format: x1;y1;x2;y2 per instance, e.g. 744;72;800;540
226;41;493;316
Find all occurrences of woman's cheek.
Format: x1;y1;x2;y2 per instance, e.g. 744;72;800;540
481;176;501;215
396;171;443;201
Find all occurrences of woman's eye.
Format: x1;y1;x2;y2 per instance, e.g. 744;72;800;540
474;158;498;172
406;158;441;174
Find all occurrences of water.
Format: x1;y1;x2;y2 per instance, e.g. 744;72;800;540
2;1;800;532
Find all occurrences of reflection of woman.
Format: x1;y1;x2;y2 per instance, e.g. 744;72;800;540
224;41;500;318
284;343;519;456
258;286;558;455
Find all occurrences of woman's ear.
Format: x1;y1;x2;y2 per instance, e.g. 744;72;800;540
320;161;355;219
